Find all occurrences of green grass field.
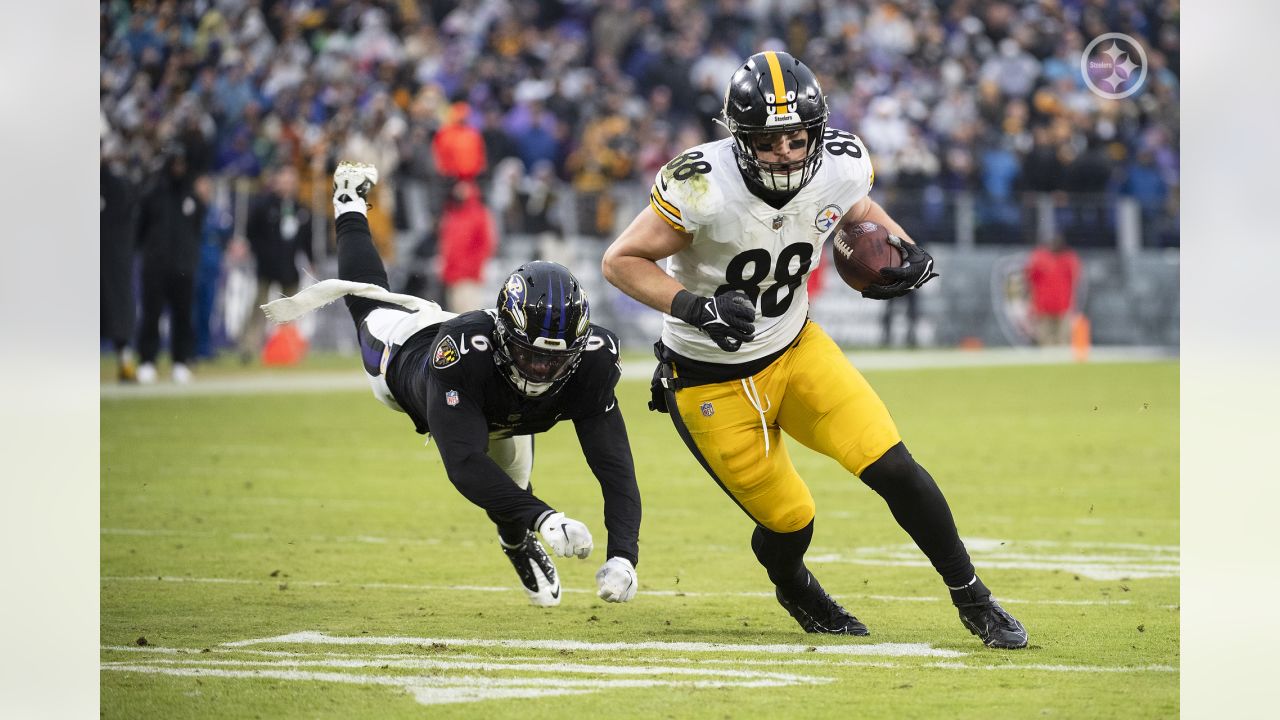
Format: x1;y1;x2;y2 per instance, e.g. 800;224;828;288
101;358;1178;719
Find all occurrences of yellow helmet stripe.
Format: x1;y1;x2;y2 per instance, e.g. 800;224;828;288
763;51;787;110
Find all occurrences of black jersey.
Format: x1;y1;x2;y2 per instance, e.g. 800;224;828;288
385;310;640;564
387;310;621;437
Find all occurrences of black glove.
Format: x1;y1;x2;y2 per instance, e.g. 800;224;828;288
861;235;940;300
670;289;756;352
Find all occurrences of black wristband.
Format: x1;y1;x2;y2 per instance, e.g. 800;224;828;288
670;289;702;326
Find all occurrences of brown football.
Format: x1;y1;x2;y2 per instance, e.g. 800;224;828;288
831;220;901;292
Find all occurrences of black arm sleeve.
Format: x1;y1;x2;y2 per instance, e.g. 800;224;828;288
574;404;642;566
424;373;554;530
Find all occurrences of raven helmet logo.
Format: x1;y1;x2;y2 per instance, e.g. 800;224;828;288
432;335;461;369
814;204;842;233
501;274;527;331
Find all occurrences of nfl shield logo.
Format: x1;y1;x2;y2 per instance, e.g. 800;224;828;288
445;390;459;407
771;215;784;230
701;402;715;417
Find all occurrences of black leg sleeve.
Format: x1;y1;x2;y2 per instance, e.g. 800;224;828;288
860;442;976;588
750;519;815;596
336;212;393;327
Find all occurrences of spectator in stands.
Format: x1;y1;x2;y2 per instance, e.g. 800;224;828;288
566;92;633;238
438;180;497;312
433;101;486;183
237;165;314;363
1120;148;1168;216
1025;235;1081;346
523;160;569;266
101;140;138;382
134;144;207;384
98;0;1180;295
194;183;234;360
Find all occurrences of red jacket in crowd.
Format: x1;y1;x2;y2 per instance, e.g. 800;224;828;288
432;102;487;181
439;182;496;285
1025;245;1081;316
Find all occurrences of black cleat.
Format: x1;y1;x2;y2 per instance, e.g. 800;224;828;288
500;531;561;607
952;578;1028;649
775;572;870;635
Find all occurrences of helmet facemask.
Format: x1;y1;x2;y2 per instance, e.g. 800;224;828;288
494;326;590;397
492;262;592;398
721;51;830;195
731;122;827;194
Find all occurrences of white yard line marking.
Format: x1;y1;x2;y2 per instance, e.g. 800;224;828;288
925;661;1177;673
98;575;1143;605
100;638;835;707
810;538;1181;581
807;555;1178;581
222;631;966;658
100;644;1178;677
99;665;756;705
101;656;817;682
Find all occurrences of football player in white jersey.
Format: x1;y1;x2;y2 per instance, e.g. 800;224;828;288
603;51;1027;648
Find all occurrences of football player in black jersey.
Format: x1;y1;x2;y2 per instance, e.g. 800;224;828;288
267;162;641;607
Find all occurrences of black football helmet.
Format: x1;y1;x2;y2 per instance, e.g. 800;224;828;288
493;261;592;397
721;51;829;194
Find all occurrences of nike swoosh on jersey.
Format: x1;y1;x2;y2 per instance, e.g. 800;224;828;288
458;333;470;353
604;401;617;412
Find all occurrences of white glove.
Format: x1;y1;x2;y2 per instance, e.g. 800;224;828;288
595;557;637;603
537;511;593;559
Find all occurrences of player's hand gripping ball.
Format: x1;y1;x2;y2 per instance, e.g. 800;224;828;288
833;220;938;299
832;220;901;292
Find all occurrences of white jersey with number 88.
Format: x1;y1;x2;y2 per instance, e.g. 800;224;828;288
649;132;875;363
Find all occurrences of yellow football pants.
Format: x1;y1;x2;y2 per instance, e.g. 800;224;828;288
670;322;902;533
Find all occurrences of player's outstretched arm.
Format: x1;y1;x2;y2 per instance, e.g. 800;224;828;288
424;374;565;535
574;405;641;568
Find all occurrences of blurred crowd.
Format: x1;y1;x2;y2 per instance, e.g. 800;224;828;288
100;0;1180;374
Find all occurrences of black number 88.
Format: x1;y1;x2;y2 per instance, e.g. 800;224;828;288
823;129;863;158
666;150;712;181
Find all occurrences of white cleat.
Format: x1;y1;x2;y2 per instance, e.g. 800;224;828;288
332;162;378;202
171;363;193;385
136;363;157;385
